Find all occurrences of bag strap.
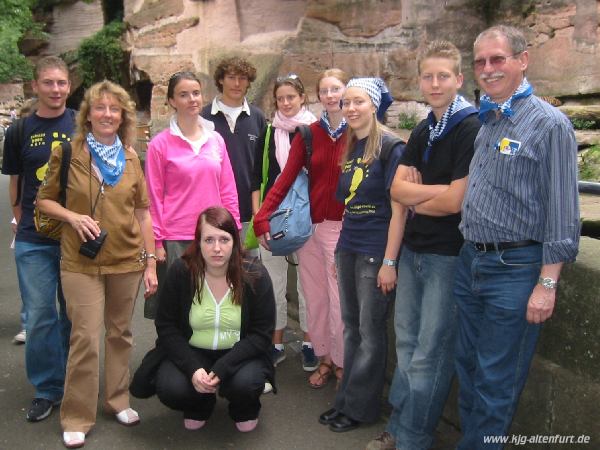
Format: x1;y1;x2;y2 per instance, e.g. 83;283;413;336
9;117;26;207
379;136;405;167
87;153;104;218
295;125;313;171
259;123;272;203
58;141;72;207
48;110;75;207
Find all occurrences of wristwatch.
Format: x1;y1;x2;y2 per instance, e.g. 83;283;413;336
538;277;558;289
382;258;397;267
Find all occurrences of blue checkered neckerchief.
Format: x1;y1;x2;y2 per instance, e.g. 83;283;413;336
424;95;477;163
478;78;534;121
86;132;125;186
320;111;347;139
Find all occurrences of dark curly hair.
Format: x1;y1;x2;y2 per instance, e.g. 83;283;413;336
213;57;257;93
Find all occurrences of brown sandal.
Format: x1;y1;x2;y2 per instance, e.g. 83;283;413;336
309;362;333;389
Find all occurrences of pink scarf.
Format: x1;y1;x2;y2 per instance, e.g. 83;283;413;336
272;107;316;169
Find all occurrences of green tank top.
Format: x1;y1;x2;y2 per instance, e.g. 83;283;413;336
189;280;242;350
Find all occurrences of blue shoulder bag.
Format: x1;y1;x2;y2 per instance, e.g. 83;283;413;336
268;125;313;256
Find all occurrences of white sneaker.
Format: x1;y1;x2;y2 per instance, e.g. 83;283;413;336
13;330;26;344
263;382;273;394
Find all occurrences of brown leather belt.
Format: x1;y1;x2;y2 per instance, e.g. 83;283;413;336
472;240;538;252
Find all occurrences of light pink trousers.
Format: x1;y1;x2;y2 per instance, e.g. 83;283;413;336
296;220;344;367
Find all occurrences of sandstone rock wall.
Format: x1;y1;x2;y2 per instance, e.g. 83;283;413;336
124;0;600;131
45;0;105;56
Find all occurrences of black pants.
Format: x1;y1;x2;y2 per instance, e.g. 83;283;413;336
155;348;267;421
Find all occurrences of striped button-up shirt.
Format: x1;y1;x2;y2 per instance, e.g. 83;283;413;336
460;94;580;264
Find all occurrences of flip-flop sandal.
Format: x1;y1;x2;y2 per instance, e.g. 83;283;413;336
309;362;333;389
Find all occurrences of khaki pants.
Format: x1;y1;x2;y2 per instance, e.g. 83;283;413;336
60;270;142;433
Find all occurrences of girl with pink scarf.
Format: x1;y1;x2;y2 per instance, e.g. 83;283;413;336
251;74;317;378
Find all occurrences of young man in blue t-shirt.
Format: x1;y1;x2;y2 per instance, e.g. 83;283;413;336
367;41;481;450
2;56;76;422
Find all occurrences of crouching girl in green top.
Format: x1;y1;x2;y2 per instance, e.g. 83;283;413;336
137;206;275;432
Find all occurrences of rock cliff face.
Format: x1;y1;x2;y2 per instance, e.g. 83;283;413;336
44;0;105;56
128;1;599;127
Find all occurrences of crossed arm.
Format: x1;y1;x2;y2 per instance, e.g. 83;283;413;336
390;165;468;216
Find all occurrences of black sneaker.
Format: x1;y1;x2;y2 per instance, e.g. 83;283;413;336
271;346;286;366
26;398;59;422
301;345;319;372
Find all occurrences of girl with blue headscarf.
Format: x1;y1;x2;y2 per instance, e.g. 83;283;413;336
318;78;407;433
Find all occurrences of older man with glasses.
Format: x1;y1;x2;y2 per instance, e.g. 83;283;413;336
454;25;580;449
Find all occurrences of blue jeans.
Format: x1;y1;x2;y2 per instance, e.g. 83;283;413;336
15;241;70;401
20;299;27;330
454;242;542;450
386;248;458;450
334;251;392;423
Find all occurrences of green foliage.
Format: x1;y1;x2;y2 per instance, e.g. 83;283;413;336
78;21;125;88
398;112;419;130
0;0;39;82
579;145;600;181
571;118;597;130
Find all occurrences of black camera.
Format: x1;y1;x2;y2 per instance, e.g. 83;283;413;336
79;230;108;259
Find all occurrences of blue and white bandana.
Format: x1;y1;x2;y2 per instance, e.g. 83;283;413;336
346;77;394;122
478;77;534;121
424;95;478;163
319;111;347;139
86;132;125;186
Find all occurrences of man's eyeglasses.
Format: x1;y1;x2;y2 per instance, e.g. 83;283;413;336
318;86;343;96
473;53;521;71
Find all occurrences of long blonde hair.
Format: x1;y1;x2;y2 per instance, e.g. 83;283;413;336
73;80;137;150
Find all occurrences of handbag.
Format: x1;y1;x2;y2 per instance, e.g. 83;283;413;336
267;125;313;256
34;142;72;240
245;123;272;250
